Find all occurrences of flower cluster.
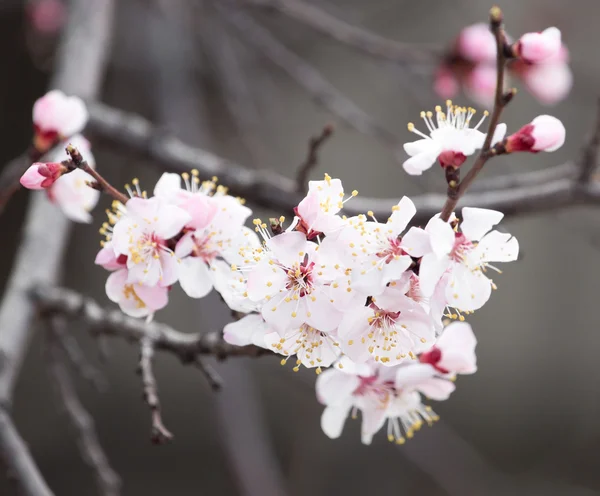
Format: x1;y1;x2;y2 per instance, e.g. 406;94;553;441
436;24;572;107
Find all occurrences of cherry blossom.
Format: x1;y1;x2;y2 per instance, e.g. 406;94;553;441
338;285;436;366
317;360;448;445
456;23;496;64
418;208;519;312
403;101;507;175
105;268;168;318
32;90;88;152
111;196;191;288
516;27;562;64
294;173;356;238
20;162;65;190
419;321;477;375
506;115;566;153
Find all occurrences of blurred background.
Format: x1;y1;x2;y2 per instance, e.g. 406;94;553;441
0;0;599;494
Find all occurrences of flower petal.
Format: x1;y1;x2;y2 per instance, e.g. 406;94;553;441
178;257;213;298
460;207;503;241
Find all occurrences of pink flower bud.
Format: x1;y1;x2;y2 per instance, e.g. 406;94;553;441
27;0;67;35
438;150;467;169
456;23;496;63
433;66;459;99
517;27;562;64
464;65;497;109
20;162;65;190
506;115;565;153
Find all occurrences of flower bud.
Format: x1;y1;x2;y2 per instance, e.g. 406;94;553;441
506;115;565;153
456;23;496;63
20;162;66;190
516;27;561;64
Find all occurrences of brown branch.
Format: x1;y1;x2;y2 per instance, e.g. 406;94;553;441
216;4;401;147
578;98;600;184
47;317;121;496
193;358;223;392
138;337;173;444
85;102;600;224
296;124;334;193
439;6;509;222
242;0;441;65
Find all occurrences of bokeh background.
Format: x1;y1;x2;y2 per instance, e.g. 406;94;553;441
1;0;599;494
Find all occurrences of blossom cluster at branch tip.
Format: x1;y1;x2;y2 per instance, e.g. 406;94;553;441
402;101;565;176
21;92;100;223
437;24;572;106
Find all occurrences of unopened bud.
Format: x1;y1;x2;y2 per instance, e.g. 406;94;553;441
515;27;561;64
20;162;66;190
506;115;565;153
269;217;283;235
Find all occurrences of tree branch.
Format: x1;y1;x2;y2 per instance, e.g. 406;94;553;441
242;0;441;65
32;286;270;361
296;124;334;193
86;101;600;224
578;98;600;184
47;317;121;496
216;4;401;147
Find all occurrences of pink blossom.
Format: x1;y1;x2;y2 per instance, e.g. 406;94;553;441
95;241;127;271
112;197;191;288
27;0;67;35
20;162;65;190
517;27;562;64
517;57;572;106
419;321;477;375
456;23;496;64
464;65;497;109
105;268;168;318
506;115;566;153
32;90;88;151
433;66;459;100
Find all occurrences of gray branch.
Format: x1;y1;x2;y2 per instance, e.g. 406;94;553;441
0;0;114;493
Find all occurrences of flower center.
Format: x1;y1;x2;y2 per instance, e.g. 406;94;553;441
129;232;164;265
285;257;315;297
376;237;406;264
122;284;146;309
450;232;474;263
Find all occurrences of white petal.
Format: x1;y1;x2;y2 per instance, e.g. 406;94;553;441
321;403;352;439
492;123;507;145
316;368;361;405
246;259;286;302
223;314;269;347
154;205;191;240
476;230;519;262
266;231;308;267
436;321;477;374
387;196;416;235
360;408;387;445
426;217;455;258
460;207;503;241
402;151;438;175
178;257;213;298
416;378;456;401
419;253;451;297
401;227;431;257
105;269;127;303
446;264;492;312
153;173;182;198
403;138;436;156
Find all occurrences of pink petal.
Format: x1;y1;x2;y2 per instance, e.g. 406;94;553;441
134;284;169;312
266;231;308;268
154;204;191;240
105;269;127;303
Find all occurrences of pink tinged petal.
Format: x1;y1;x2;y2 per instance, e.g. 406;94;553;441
94;243;123;270
531;115;566;152
60;96;88;136
261;295;308;334
523;63;572;105
178;257;212;298
434;66;459;99
426;218;455;258
352;262;387;296
360;408;387;445
158;250;179;287
415;378;456;401
457;23;496;63
246;259;286;302
266;231;308;267
154;205;192;240
419;253;451;297
134;284;169;312
305;296;343;332
125;197;159;219
460;207;504;241
296;192;319;226
174;232;195;258
337;307;375;363
20;164;49;190
153;173;182;198
105;269;128;303
476;230;519;262
446;264;492;312
436;321;477;374
316;368;361;406
181;195;218;230
381;256;413;285
387;196;416;235
396;314;436;354
464;65;496;109
127;259;161;287
321;403;352;439
224;314;270;347
394;362;437;389
401;227;431;257
519;27;561;64
111;217;136;255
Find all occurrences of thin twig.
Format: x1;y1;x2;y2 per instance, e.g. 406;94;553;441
138;337;173;444
242;0;441;65
85;102;600;223
296;124;334;193
578;98;600;184
0;408;54;496
47;317;121;496
439;6;508;222
217;4;401;147
194;358;223;391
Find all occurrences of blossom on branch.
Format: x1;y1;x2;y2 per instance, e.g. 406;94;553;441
20;161;65;190
506;115;566;153
515;27;562;64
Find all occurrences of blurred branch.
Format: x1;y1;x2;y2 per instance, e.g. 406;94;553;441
138;337;173;444
216;4;401;148
86;101;600;223
577;98;600;184
242;0;441;65
0;409;53;496
33;286;269;360
0;0;114;493
47;317;121;496
296;124;334;193
0;152;37;216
